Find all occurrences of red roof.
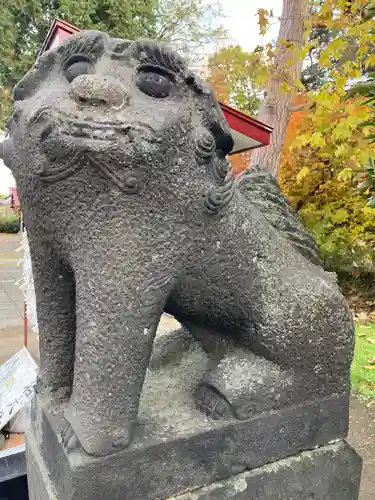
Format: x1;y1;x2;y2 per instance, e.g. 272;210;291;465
38;19;80;56
39;19;272;154
219;102;272;154
10;187;20;207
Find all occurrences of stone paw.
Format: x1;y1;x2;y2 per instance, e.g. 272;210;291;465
63;405;134;457
35;377;72;402
194;383;236;420
195;349;296;421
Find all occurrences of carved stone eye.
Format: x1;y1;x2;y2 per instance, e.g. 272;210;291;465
63;55;95;83
136;68;173;98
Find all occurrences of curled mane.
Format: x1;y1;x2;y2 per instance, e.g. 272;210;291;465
237;165;323;267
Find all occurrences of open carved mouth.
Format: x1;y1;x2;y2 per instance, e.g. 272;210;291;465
33;108;158;191
40;116;134;144
32;108;154;145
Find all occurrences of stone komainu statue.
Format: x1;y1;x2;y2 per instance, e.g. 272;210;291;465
0;31;354;457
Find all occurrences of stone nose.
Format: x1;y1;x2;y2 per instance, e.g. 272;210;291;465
71;74;129;109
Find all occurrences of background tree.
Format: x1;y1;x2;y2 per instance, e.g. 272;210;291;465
278;0;375;288
206;45;269;175
301;25;338;91
250;0;310;176
204;0;375;290
206;45;267;116
279;91;375;282
0;0;225;127
153;0;225;66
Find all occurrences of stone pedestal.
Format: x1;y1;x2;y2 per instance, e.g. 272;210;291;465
27;434;361;500
26;341;362;500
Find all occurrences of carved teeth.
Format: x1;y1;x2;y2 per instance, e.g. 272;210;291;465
50;116;136;142
33;110;133;143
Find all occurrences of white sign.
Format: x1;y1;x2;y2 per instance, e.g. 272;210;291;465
0;347;37;430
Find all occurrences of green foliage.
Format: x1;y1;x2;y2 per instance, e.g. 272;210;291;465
279;0;375;286
298;193;375;277
0;215;20;233
357;157;375;207
58;0;159;39
279;94;375;283
0;0;225;127
352;323;375;400
206;45;267;116
280;164;375;285
350;77;375;205
301;26;341;91
154;0;226;56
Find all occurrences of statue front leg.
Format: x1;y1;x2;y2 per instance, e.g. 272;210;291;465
62;260;174;456
29;237;76;396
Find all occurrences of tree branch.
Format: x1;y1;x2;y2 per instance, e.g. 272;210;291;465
289;102;315;112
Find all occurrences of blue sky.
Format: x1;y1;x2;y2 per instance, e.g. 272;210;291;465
0;0;283;193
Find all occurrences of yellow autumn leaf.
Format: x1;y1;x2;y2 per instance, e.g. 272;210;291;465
347;66;362;79
335;145;350;158
332;208;349;223
296;166;309;184
328;38;347;58
337;167;354;181
310;132;326;148
332;121;352;141
362;365;375;370
291;133;310;149
280;81;290;93
295;79;305;91
257;8;269;35
320;1;333;17
362;206;375;216
319;49;333;68
365;54;375;69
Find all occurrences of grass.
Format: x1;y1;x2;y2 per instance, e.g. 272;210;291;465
351;323;375;401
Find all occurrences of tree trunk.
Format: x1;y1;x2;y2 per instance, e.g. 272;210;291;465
251;0;310;177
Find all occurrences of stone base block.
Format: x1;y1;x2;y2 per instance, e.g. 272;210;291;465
174;441;362;499
26;343;357;500
28;392;351;499
27;433;361;500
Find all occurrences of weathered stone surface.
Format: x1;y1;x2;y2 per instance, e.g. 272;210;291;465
27;427;361;500
1;26;361;500
0;29;355;460
173;441;362;500
26;432;58;500
24;338;350;500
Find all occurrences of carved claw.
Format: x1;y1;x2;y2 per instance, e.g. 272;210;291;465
60;421;79;451
194;384;236;420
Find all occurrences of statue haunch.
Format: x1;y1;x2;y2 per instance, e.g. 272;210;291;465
1;31;354;457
